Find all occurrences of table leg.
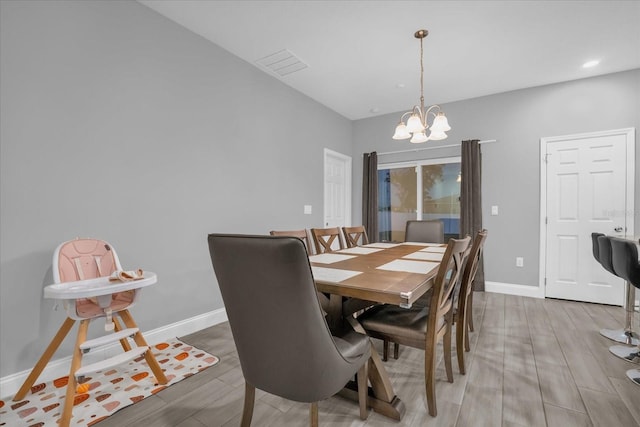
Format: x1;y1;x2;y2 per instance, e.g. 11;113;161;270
339;317;406;420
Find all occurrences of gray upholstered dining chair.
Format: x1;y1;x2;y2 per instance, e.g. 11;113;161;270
269;229;313;255
405;220;445;243
208;234;370;426
358;236;470;417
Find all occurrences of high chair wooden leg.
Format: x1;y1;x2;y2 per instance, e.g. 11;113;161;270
118;309;168;384
14;317;76;401
60;319;90;427
112;316;132;352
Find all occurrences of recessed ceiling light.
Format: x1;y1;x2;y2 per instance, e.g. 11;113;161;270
583;60;600;68
396;83;406;89
370;108;380;114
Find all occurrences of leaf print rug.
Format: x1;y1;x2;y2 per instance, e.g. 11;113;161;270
0;338;219;426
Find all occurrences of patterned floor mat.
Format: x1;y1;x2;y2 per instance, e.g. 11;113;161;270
0;339;219;426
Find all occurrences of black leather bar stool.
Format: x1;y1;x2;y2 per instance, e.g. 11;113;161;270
609;237;640;385
596;235;639;346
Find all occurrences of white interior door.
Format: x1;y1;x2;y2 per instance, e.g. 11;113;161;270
323;149;351;231
542;128;635;305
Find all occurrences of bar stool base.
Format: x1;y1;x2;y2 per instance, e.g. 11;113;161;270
600;328;639;346
609;345;640;363
626;369;640;386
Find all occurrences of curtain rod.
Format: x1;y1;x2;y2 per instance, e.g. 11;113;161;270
376;139;497;156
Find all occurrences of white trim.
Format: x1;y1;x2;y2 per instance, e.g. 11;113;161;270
539;127;635;299
0;308;228;398
485;281;545;299
380;156;461;170
377;139;497;156
323;148;352;227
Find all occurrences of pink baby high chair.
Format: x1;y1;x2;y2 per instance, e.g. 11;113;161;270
13;238;167;427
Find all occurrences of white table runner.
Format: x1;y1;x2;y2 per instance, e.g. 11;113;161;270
309;253;356;264
376;259;439;274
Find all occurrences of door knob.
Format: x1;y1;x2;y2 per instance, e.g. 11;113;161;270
614;227;623;233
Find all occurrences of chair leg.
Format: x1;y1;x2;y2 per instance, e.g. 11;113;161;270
59;319;90;427
357;361;369;420
382;339;389;361
118;309;168;384
14;317;76;401
456;313;466;375
241;382;255;427
468;291;475;332
310;402;319;427
112;316;132;352
393;343;399;360
424;341;437;417
443;313;454;383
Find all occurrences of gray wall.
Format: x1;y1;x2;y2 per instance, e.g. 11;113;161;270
353;69;640;288
0;1;351;377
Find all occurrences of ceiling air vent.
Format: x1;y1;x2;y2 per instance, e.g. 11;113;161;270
255;49;308;77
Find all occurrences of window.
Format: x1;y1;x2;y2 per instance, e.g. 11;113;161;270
378;157;461;242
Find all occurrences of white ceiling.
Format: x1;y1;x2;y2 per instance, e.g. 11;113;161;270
138;0;640;121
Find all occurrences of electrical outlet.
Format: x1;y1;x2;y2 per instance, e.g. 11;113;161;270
491;205;499;216
516;257;524;267
304;205;312;215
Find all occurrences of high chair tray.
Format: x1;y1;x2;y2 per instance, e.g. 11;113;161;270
44;272;157;300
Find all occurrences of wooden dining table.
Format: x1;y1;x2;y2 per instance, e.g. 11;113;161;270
309;241;445;421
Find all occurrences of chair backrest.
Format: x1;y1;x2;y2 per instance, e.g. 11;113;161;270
269;229;313;255
405;220;444;243
54;238;121;283
591;232;604;263
342;226;369;248
597;235;617;275
53;238;135;319
428;236;470;336
310;227;345;253
456;230;488;316
610;237;640;288
207;234;364;402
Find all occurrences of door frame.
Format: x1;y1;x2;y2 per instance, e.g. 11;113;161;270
323;148;352;228
539;127;635;299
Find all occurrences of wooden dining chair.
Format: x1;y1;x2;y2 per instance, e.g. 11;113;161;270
310;227;345;253
358;236;470;417
208;234;370;425
453;230;487;374
269;229;313;255
384;231;487;371
342;226;369;248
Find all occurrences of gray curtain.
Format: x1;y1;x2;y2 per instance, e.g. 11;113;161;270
362;152;378;243
460;140;485;291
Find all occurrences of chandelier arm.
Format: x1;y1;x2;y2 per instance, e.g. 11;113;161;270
399;111;414;123
424;104;442;120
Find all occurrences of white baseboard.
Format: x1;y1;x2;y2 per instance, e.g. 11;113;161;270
485;281;545;299
0;308;228;398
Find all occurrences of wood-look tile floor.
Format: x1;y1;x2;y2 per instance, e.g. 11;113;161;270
97;293;640;426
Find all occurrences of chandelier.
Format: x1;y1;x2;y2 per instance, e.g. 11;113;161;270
392;29;451;143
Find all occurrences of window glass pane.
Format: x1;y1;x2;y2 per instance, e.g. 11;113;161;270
422;163;461;240
378;167;417;242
